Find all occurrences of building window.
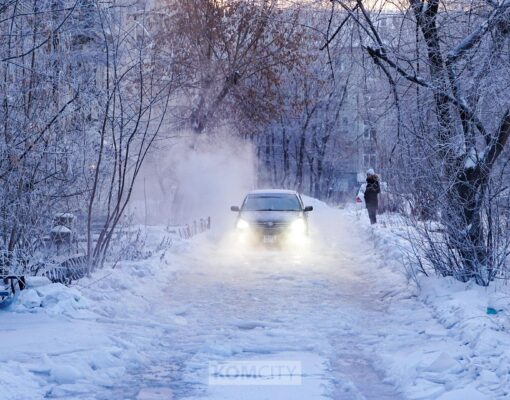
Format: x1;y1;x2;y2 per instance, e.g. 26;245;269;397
363;153;377;168
363;127;376;140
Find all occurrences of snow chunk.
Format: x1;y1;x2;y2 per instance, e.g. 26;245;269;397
0;361;47;400
12;283;89;316
50;364;83;384
25;276;51;288
438;386;487;400
17;289;42;309
423;352;462;373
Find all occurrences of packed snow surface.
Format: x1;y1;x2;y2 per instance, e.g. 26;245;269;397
2;199;510;399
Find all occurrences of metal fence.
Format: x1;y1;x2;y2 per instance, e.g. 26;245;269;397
176;217;212;240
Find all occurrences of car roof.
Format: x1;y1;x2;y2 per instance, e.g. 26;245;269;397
247;189;299;196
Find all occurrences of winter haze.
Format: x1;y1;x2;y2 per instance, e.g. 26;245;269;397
1;0;510;399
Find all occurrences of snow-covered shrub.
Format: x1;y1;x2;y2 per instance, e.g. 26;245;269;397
109;228;151;263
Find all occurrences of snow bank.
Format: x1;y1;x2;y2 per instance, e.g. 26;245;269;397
350;206;510;399
11;278;90;316
0;228;185;399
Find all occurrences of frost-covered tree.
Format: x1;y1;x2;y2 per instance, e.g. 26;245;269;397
326;0;510;285
0;0;98;271
84;2;176;269
0;0;174;274
251;7;362;200
255;47;351;196
154;0;304;135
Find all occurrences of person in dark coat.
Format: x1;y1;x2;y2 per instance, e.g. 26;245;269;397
364;168;380;224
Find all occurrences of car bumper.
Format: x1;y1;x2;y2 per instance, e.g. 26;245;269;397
237;227;308;247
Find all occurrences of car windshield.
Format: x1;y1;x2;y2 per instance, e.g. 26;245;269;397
242;194;301;211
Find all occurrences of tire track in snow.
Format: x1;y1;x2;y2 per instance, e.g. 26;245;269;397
117;204;407;399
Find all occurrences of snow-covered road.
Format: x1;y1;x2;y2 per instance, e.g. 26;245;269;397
84;199;427;399
137;203;405;399
3;199;508;399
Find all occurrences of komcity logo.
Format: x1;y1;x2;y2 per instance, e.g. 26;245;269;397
208;360;302;386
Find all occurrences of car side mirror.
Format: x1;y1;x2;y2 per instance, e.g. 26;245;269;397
231;206;240;212
304;206;313;212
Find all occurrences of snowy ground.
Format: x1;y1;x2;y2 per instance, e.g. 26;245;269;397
2;199;510;399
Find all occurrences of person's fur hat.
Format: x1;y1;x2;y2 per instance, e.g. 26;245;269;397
366;168;375;176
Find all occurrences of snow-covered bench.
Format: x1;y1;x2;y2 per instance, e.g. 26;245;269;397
0;274;26;305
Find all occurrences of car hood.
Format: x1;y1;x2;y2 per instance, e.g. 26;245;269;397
239;211;303;223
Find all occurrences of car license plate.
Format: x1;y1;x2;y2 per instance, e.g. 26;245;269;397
263;235;276;244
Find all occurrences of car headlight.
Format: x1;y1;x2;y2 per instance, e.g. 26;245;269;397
236;219;250;230
290;218;306;234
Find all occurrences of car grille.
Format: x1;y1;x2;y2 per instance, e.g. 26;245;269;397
252;221;290;231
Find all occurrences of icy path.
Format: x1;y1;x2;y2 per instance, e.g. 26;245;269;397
5;200;502;399
106;201;411;399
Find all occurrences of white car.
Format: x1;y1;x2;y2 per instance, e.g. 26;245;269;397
230;189;313;246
